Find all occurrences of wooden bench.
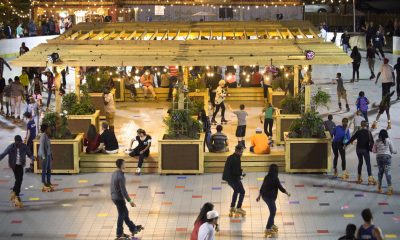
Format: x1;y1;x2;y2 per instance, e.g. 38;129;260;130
79;152;159;173
204;150;285;173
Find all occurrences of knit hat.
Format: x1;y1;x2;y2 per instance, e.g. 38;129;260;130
207;210;219;220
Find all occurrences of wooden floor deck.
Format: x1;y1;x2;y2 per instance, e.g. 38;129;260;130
79;150;285;173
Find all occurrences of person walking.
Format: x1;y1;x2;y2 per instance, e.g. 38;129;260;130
228;104;248;148
332;118;351;179
334;73;350;111
256;164;291;237
366;43;377;80
372;129;397;195
111;159;143;239
345;121;376;185
356;91;370;123
198;210;219;240
10;76;24;120
103;87;116;131
191;203;215;240
323;114;336;136
38;123;54;191
375;58;395;98
3;78;12;117
43;70;54;110
260;102;275;138
23;112;36;173
222;145;246;218
372;91;394;130
0;135;34;208
372;31;385;59
350;47;361;82
211;80;228;125
340;31;351;53
198;109;211;151
128;129;152;175
394;57;400;100
356;209;384;240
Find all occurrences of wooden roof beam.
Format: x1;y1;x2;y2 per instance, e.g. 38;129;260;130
161;30;169;40
287;28;295;39
185;29;191;41
113;30;126;40
91;31;105;40
125;31;137;40
209;29;212;40
297;28;307;39
69;31;81;40
103;30;115;40
138;31;147;40
308;28;319;38
150;29;159;40
276;29;283;39
172;30;180;40
77;30;93;40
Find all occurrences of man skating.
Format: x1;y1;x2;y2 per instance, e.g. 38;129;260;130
372;91;395;130
222;145;246;218
111;159;143;239
0;135;34;208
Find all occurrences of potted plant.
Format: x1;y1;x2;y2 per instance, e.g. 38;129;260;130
158;84;205;174
274;94;303;145
284;111;332;173
33;111;84;174
62;85;100;134
312;89;331;112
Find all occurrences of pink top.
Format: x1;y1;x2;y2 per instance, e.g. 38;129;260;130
190;220;204;240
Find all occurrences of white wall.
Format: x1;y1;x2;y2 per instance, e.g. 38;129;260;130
0;35;57;57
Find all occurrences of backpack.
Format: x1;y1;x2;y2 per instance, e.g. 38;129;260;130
357;97;368;111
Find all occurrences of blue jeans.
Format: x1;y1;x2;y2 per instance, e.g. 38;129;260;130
377;154;392;187
361;110;368;123
41;155;52;184
263;196;276;230
46;90;52;108
356;149;372;176
228;180;245;208
113;199;136;237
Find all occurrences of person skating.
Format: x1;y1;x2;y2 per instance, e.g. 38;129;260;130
128;129;152;175
349;110;365;135
332;118;351;179
256;164;290;237
103;87;116;131
372;129;397;195
24;112;36;173
38;123;54;192
350;47;361;82
198;210;219;240
375;58;395;98
323;114;336;136
191;203;215;240
260;102;275;139
334;73;350;111
345;121;376;185
111;159;143;239
227;104;248;148
356;209;384;240
222;145;246;218
356;91;370;124
0;135;34;208
371;91;395;130
366;43;378;80
211;80;228;125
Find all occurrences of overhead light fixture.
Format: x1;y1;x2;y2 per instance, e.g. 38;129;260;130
47;52;60;63
305;50;315;60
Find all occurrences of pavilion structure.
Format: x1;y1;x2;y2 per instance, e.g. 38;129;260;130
12;20;352;174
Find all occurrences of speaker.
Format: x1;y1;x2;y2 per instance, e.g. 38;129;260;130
219;8;226;19
227;8;233;18
104;16;112;22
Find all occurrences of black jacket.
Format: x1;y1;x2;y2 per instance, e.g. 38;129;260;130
260;174;287;200
0;143;33;169
222;153;242;182
347;128;374;151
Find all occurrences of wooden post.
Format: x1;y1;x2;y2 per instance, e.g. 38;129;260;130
183;66;189;85
304;84;311;112
55;72;62;113
293;65;299;96
75;67;80;99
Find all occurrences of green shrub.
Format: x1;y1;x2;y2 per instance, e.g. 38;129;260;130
289;111;325;138
163;109;202;139
61;84;95;115
280;94;303;114
312;89;331;110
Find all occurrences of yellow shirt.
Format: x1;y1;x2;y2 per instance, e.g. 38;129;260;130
251;133;270;154
20;74;30;87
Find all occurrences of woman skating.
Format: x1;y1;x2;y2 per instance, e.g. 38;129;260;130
257;164;291;237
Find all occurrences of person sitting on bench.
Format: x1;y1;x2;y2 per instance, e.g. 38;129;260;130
95;122;119;154
210;125;229;153
250;128;270;154
128;129;152;175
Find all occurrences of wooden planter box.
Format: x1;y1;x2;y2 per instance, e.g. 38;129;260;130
67;110;100;134
33;133;84;174
88;93;106;119
158;133;205;174
274;114;301;145
188;90;209;115
269;90;286;109
284;131;332;173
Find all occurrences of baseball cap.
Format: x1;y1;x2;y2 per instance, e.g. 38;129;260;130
207;210;219;219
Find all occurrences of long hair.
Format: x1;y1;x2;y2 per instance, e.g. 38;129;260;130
267;164;279;178
199;109;207;122
195;202;214;224
352;46;359;55
87;124;98;141
378;129;389;145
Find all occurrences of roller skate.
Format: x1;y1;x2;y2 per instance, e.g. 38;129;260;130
115;233;130;240
371;121;377;129
235;208;246;218
221;118;228;125
13;196;23;208
211;118;217;125
377;185;383;194
131;225;144;236
42;183;55;192
341;170;349;180
368;176;376;185
387;186;393;196
387;120;391;130
264;229;277;238
228;207;236;217
271;225;279;232
356;175;363;184
333;168;338;177
10;191;16;201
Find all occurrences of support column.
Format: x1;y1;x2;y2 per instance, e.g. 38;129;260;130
55;72;62;113
134;8;139;22
75;66;80;99
293;65;299;96
183;66;189;85
304;84;311;112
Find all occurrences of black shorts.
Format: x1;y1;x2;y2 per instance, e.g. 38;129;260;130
235;125;246;137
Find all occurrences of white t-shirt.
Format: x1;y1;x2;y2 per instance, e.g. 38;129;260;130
198;222;215;240
104;93;116;113
380;64;394;83
215;86;226;105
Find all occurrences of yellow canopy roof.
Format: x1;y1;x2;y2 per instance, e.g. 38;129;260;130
11;21;352;67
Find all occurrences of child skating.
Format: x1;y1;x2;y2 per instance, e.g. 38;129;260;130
228;104;248;148
334;73;350;112
257;164;291;237
372;91;395;130
0;135;34;208
356;91;370;124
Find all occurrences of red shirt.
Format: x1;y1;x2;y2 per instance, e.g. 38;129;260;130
84;134;100;153
251;72;263;86
169;66;178;77
190;220;204;240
